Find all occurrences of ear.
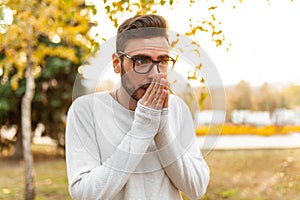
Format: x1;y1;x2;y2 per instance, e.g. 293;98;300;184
112;53;121;74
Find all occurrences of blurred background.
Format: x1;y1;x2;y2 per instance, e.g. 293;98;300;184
1;0;299;199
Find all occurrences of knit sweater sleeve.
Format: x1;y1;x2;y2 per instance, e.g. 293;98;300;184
66;96;161;200
155;96;210;200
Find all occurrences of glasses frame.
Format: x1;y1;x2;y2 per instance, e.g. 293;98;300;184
118;51;176;74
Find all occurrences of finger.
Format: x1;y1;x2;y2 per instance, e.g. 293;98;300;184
163;78;168;90
163;89;169;108
155;88;166;109
148;76;161;102
141;76;157;101
154;79;168;108
153;77;166;103
160;78;168;90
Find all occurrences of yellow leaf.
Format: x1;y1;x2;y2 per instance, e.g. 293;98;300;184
11;76;19;90
2;188;11;194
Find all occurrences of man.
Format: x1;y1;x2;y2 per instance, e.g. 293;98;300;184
66;14;209;200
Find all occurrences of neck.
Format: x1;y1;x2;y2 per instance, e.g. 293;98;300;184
116;87;137;111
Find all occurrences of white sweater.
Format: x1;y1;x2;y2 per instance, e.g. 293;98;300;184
66;91;209;200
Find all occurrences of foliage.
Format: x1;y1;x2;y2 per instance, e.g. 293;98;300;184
224;81;300;121
229;80;252;110
103;0;230;48
103;0;175;27
282;84;300;109
253;83;278;112
196;124;300;136
31;56;86;144
0;0;97;86
0;79;21;125
0;0;97;151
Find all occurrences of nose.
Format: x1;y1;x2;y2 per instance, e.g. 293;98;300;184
147;63;159;78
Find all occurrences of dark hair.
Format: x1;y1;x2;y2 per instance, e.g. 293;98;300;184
116;14;169;52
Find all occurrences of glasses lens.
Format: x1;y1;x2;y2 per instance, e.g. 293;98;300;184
134;58;153;73
133;58;175;74
158;60;174;73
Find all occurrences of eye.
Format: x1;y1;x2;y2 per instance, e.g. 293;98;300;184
159;60;167;65
159;59;172;66
135;58;152;66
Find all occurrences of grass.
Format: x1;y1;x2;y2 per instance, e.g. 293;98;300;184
1;145;300;200
0;159;70;200
199;149;300;200
0;145;70;200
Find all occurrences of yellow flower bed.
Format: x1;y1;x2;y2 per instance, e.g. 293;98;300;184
196;124;300;136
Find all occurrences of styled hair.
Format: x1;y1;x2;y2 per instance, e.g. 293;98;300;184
116;14;169;52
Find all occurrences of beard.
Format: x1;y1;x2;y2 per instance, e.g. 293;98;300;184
120;65;150;101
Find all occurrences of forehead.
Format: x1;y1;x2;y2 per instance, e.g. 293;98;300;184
124;37;169;55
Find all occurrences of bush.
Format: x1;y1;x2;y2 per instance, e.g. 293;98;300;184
196;124;300;136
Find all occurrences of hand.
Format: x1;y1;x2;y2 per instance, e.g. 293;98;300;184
140;74;169;110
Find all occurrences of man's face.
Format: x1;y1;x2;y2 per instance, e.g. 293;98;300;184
120;36;170;101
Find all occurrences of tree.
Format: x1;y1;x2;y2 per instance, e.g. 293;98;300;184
282;84;300;109
0;0;97;199
103;0;230;47
252;82;277;113
230;80;252;110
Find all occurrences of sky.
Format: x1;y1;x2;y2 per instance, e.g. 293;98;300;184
87;0;300;87
201;0;300;86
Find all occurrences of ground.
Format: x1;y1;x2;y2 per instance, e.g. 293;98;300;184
0;145;299;200
199;149;300;200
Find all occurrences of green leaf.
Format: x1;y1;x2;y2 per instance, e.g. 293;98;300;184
91;5;97;15
160;0;166;5
50;99;62;108
62;0;71;5
0;5;4;21
0;99;10;111
105;5;110;13
15;82;26;97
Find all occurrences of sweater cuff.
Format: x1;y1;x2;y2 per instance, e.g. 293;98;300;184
129;101;162;139
158;108;169;132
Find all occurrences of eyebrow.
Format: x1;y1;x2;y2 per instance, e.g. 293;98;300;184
131;53;171;60
131;54;151;59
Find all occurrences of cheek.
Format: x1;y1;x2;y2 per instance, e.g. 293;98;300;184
121;63;149;87
123;71;146;85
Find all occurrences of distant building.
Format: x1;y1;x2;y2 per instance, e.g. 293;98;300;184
245;111;272;126
231;110;272;126
271;109;300;125
192;109;300;126
231;110;250;124
194;110;226;125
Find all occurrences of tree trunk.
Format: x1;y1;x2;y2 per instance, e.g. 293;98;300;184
22;64;35;200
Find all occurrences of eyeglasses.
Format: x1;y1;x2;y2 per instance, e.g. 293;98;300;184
118;51;176;74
